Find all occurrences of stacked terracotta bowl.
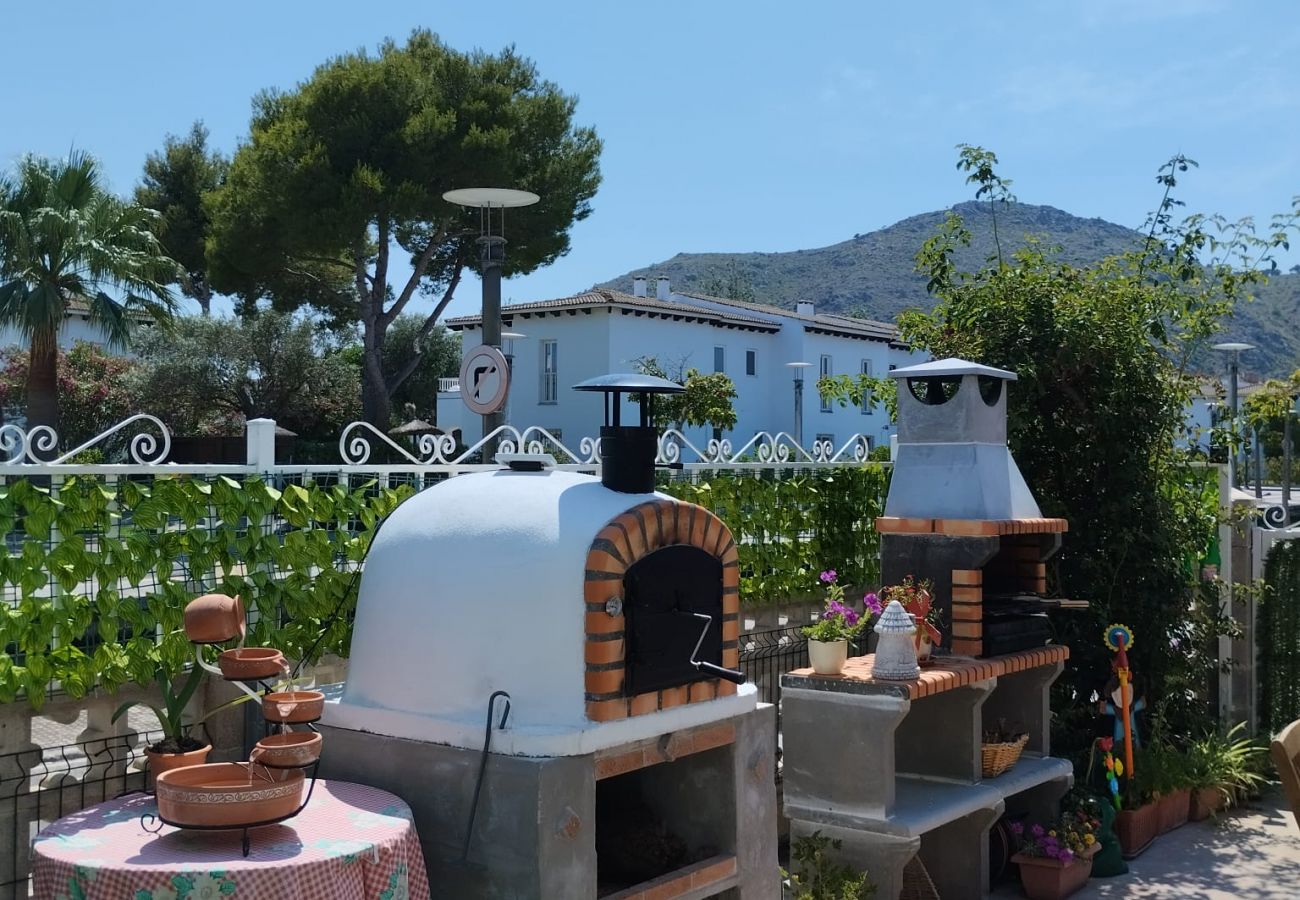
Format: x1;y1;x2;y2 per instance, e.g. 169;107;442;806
153;593;326;829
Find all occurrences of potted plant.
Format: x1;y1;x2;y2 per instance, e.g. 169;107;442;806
111;665;252;782
781;830;876;899
1187;723;1266;818
882;575;940;663
802;570;868;676
1089;737;1160;858
1146;742;1193;834
1009;811;1100;900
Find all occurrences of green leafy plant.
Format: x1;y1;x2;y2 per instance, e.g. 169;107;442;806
0;474;410;708
782;830;875;900
110;665;251;754
1185;723;1268;805
660;466;889;606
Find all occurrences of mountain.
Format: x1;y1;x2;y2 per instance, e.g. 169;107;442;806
598;201;1300;378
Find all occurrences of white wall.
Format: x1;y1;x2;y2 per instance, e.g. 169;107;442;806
0;316;131;355
436;300;919;452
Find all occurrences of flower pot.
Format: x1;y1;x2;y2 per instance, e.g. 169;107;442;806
155;762;306;827
1157;787;1191;833
808;639;849;675
1189;786;1228;821
262;690;325;723
1115;800;1160;859
183;593;245;644
218;646;288;681
144;743;211;787
1012;845;1097;900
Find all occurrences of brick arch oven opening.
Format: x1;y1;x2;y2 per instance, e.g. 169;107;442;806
583;498;740;722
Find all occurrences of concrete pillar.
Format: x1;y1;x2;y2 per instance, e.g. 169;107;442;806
245;417;277;471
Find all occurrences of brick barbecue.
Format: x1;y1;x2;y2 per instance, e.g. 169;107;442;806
876;359;1071;657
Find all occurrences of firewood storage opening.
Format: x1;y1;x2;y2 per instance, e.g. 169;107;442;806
596;741;737;898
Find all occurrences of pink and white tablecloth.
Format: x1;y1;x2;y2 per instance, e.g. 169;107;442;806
31;779;430;899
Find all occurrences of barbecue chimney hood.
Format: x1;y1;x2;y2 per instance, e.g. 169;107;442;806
884;358;1042;521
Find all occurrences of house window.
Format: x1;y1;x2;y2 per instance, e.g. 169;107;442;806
745;349;757;376
860;359;873;414
714;346;725;373
540;340;558;404
816;432;835;449
820;355;832;412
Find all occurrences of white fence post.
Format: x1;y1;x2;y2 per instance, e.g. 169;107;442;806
246;418;278;472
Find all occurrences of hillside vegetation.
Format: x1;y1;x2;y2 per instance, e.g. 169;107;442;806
600;201;1300;377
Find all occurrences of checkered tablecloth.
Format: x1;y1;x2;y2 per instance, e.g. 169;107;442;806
31;779;430;899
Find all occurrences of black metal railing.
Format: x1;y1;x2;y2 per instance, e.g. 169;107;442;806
0;731;161;899
738;625;808;781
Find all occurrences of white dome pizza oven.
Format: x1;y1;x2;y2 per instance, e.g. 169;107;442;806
318;375;777;899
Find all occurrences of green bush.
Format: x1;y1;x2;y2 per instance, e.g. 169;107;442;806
1260;539;1300;732
661;465;890;605
0;475;410;708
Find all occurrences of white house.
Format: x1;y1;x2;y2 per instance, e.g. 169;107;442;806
0;296;154;356
437;276;915;454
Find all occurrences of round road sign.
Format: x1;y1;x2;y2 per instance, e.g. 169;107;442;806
459;345;511;415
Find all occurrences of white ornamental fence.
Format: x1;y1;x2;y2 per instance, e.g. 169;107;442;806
0;415;883;480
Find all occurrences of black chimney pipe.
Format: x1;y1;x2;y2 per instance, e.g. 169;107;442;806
572;373;685;494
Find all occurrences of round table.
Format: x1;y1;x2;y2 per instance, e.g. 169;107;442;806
32;779;430;899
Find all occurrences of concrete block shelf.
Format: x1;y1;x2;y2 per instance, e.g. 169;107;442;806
781;647;1072;900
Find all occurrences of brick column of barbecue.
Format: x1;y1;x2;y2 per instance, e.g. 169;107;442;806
584;499;740;722
950;568;984;657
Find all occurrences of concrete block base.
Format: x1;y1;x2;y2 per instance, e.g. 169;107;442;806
318;704;778;899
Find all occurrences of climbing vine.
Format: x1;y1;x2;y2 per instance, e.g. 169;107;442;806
661;465;890;605
0;475;410;708
1261;539;1300;733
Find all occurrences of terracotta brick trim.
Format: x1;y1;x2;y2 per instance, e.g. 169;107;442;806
584;499;740;721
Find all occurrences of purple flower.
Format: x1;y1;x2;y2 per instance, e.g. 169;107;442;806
1009;822;1023;836
820;570;837;584
1170;636;1182;650
1031;824;1044;838
863;592;882;616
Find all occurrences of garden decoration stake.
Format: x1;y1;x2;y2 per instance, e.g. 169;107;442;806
1104;624;1137;777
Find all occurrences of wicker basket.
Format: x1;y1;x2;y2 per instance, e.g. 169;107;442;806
900;855;940;900
981;733;1029;778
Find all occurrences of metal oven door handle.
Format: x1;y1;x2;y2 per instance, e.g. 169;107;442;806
686;612;746;685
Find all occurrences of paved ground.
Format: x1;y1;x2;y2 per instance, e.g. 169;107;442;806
994;791;1300;899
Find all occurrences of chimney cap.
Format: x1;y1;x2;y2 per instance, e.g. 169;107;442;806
888;357;1017;381
572;373;685;395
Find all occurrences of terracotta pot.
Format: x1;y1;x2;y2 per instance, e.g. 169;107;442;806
262;690;325;723
808;639;849;675
1157;787;1191;833
218;647;288;681
183;593;245;644
1012;845;1097;900
1190;786;1228;821
145;744;211;786
252;731;322;768
1115;800;1160;859
155;762;306;827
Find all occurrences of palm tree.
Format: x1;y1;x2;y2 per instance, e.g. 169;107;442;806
0;151;179;436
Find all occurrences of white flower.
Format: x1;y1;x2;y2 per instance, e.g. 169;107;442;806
188;872;227;899
148;885;178;900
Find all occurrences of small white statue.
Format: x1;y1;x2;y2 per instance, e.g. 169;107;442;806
873;600;920;680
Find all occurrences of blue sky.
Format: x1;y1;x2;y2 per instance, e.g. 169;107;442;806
3;0;1297;320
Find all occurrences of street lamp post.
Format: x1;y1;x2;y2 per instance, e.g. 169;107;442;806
442;187;539;452
785;361;812;446
1213;342;1254;488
